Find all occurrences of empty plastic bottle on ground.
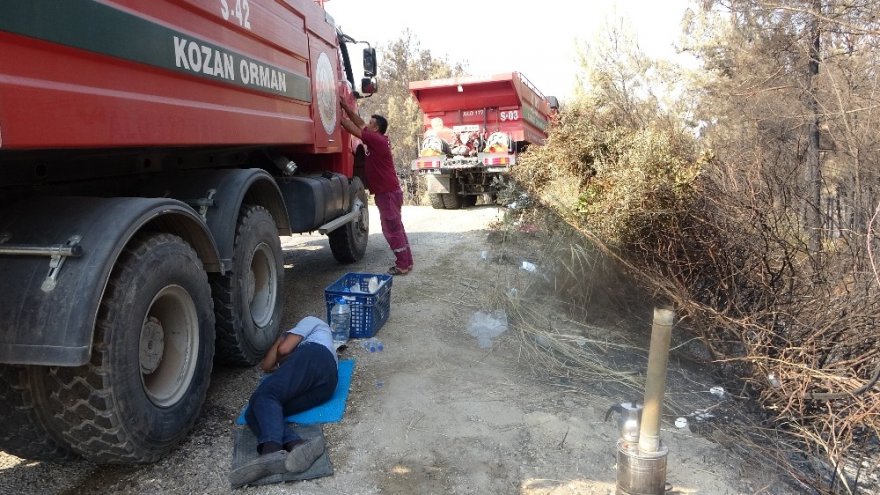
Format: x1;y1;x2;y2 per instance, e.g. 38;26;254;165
330;297;351;346
362;337;383;352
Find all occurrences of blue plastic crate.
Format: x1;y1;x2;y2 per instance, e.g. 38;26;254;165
324;273;393;339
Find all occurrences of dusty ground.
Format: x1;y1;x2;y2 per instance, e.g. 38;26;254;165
0;204;798;494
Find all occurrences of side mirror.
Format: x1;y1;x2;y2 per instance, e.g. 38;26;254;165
361;77;378;95
546;96;560;111
363;47;377;77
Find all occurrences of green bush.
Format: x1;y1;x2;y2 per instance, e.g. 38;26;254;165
515;98;701;248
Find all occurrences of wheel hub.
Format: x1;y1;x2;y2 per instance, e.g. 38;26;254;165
140;285;199;407
140;316;165;374
354;198;368;234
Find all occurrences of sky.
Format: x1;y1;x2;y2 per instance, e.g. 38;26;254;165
325;0;694;101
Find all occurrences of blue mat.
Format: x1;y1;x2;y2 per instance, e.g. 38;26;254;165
236;358;355;426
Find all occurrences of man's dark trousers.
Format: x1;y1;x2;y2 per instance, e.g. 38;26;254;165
245;343;338;449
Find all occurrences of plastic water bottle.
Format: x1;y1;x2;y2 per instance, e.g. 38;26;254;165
361;337;383;352
330;297;351;346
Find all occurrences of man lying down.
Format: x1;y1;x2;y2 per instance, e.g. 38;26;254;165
230;316;339;488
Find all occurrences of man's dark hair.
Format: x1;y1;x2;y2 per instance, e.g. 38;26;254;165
371;114;388;135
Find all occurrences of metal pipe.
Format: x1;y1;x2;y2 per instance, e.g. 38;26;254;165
638;307;674;454
0;244;82;258
317;210;360;234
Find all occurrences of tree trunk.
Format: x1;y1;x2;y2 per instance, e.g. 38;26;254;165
806;0;822;255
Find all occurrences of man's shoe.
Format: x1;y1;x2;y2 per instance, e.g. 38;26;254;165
285;437;325;474
229;450;287;488
387;265;412;276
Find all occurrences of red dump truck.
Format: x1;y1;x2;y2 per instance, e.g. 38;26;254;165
0;0;376;464
409;72;557;209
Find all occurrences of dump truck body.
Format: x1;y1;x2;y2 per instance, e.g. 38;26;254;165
0;0;375;464
409;72;556;209
2;1;340;154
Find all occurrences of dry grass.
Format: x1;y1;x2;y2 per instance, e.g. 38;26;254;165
510;136;879;493
494;204;879;493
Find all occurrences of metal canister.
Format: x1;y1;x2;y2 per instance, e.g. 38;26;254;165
616;440;668;495
605;402;643;443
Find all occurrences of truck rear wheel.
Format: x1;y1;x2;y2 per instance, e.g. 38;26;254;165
429;193;445;209
442;192;463;209
33;233;215;463
212;205;283;366
329;177;369;263
0;365;74;461
441;179;463;209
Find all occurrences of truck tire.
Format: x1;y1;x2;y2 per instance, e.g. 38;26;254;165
0;365;74;461
429;193;445;209
329;177;369;263
33;233;215;464
441;179;463;209
442;192;463;210
212;205;283;366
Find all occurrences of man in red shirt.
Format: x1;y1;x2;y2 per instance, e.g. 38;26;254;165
340;97;413;275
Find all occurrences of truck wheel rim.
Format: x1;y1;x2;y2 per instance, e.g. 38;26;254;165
247;242;277;328
354;197;368;239
140;285;199;407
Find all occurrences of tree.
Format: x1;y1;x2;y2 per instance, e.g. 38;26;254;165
574;17;657;129
520;2;880;488
357;30;465;203
683;0;880;250
679;2;880;487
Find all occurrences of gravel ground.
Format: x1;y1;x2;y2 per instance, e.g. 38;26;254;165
0;205;798;494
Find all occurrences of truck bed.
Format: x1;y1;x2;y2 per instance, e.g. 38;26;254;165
0;0;340;153
409;72;552;145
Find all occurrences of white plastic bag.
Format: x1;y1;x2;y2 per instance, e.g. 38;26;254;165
467;310;508;348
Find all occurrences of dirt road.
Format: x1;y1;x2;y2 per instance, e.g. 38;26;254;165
0;205;791;494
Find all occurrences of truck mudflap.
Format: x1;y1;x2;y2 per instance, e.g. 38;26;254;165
424;174;453;194
0;197;220;366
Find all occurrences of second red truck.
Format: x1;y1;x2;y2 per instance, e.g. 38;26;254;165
409;72;558;209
